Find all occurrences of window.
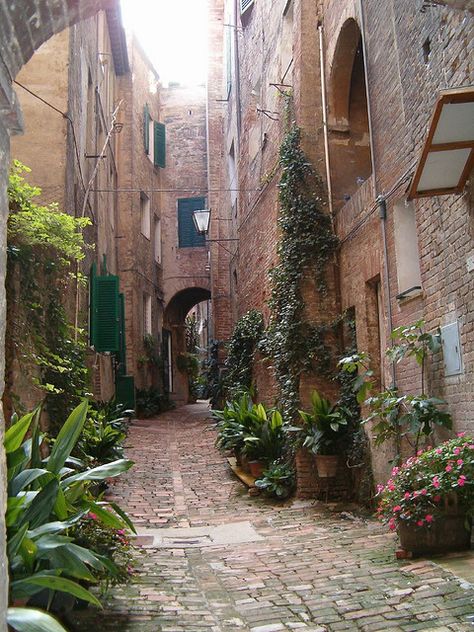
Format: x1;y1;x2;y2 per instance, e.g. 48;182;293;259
177;197;206;248
393;200;422;297
241;0;254;15
143;293;152;336
89;264;120;353
140;192;151;238
225;25;233;98
228;141;237;207
143;103;166;168
154;217;162;263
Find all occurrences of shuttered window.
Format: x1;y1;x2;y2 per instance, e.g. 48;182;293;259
178;197;206;248
143;103;150;155
90;270;120;353
241;0;254;15
154;122;166;168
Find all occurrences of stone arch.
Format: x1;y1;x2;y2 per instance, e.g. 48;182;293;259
326;17;372;210
163;287;211;405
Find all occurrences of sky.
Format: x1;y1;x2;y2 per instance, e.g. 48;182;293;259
120;0;208;86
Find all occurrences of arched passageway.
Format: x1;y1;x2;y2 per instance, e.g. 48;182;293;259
327;18;372;210
163;287;211;405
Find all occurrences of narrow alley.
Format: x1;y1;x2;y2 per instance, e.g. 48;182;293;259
69;403;474;632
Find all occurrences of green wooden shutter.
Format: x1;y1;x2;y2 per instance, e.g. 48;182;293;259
178;197;206;248
117;292;127;375
143;103;150;155
91;274;120;352
115;375;135;411
154;122;166;168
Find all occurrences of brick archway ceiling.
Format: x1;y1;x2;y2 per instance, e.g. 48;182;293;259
0;0;120;80
165;288;212;324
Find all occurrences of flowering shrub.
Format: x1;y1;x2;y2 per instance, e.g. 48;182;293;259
70;513;138;589
377;435;474;530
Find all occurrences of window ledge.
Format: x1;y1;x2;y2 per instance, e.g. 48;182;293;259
396;286;424;303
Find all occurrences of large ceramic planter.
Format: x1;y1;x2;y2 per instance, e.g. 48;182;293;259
398;514;472;555
315;454;338;478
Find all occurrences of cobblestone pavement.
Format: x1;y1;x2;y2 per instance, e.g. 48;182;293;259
69;403;474;632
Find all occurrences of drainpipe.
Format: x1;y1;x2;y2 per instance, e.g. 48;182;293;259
358;0;396;389
318;22;334;223
234;0;242;144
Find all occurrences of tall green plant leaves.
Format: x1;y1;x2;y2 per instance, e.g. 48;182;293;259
11;573;102;607
7;607;69;632
4;410;36;454
47;400;88;474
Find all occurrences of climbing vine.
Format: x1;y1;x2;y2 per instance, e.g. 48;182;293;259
5;161;90;433
264;96;339;420
224;309;264;398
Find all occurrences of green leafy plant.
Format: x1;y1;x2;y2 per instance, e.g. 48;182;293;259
6;401;135;611
5;161;90;432
7;607;69;632
242;409;286;464
135;387;173;418
339;320;452;458
255;460;295;499
376;436;474;530
213;391;262;455
264;96;338;420
224;310;264;399
298;390;348;456
76;402;131;466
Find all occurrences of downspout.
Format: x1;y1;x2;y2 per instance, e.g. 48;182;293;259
234;0;242;144
318;22;334;223
358;0;396;389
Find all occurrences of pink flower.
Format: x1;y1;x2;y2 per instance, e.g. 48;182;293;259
469;445;474;450
425;514;434;523
417;519;424;527
457;432;466;437
457;459;464;466
404;492;411;499
117;529;125;535
387;484;395;491
391;467;400;477
420;488;427;495
87;512;97;521
417;449;424;456
433;476;440;489
376;484;385;494
436;448;443;455
445;465;453;472
453;447;461;455
393;505;402;512
458;475;467;487
388;518;396;531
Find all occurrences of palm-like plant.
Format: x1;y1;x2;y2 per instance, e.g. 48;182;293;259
298;390;347;455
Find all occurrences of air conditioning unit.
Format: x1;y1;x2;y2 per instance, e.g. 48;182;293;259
240;0;254;15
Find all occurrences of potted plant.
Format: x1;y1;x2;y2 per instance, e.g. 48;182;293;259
255;460;295;499
298;390;347;478
377;435;474;555
242;409;286;478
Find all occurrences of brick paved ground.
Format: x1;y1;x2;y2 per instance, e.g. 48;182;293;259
69;403;474;632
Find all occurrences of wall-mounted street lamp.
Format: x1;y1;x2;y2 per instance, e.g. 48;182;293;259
192;209;211;235
192;209;239;242
408;86;474;199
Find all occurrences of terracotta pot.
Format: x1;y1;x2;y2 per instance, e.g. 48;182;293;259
315;454;338;478
398;514;472;555
248;460;265;478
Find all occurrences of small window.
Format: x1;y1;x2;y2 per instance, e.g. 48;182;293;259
143;293;152;336
228;141;237;206
154;217;162;263
140;192;151;239
393;200;422;297
280;0;293;81
241;0;254;15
